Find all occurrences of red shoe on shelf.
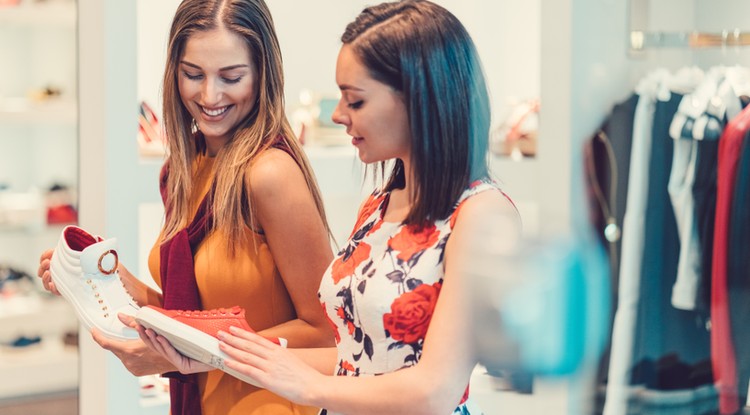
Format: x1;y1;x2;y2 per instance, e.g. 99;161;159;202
135;305;286;387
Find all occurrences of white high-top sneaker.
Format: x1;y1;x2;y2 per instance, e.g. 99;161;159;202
50;226;140;341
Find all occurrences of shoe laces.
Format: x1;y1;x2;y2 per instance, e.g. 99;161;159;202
84;276;111;319
85;270;137;319
174;306;242;317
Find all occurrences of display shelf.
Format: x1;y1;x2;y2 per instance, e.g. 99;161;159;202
0;98;77;125
0;335;78;400
0;294;78;342
0;223;68;237
0;1;76;28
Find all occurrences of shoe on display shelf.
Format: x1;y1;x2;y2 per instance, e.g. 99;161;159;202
135;305;287;387
50;225;140;341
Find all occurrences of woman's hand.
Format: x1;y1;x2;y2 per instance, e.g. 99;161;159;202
37;248;60;296
218;326;324;405
137;320;214;375
91;314;177;376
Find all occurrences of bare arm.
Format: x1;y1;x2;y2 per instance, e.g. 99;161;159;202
219;190;522;415
247;148;335;348
118;263;163;307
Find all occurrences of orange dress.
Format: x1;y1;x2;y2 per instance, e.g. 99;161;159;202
147;155;318;415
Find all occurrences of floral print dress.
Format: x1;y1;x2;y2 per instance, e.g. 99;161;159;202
318;180;500;415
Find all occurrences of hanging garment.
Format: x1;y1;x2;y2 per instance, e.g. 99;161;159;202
604;70;668;415
727;126;750;408
711;104;750;415
667;69;724;311
604;67;704;415
669;69;746;312
584;93;639;395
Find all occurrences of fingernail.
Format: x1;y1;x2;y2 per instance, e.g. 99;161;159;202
217;330;226;340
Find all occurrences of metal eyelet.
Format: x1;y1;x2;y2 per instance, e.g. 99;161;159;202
98;249;119;275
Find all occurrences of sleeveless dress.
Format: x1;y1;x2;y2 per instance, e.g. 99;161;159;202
147;154;319;415
318;180;501;415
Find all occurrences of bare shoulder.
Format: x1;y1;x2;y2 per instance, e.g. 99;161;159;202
245;147;304;197
451;189;522;246
457;189;519;224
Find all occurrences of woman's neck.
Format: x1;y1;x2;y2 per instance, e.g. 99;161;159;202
203;134;229;157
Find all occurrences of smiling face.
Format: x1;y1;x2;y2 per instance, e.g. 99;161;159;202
178;25;258;153
331;45;411;165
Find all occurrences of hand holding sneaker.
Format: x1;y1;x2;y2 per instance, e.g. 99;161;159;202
92;313;181;377
135;305;287;387
48;225;141;341
38;248;59;296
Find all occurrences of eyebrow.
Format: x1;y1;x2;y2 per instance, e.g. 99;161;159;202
180;61;250;71
339;84;364;92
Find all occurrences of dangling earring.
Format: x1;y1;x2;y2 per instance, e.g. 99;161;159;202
191;118;199;133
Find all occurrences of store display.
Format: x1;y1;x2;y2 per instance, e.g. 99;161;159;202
0;189;45;229
0;0;80;405
1;335;42;350
50;225;140;340
137;100;166;158
290;90;349;147
45;183;78;225
136;305;287;387
490;98;539;159
0;265;33;294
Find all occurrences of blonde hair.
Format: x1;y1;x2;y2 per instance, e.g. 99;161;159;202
161;0;330;252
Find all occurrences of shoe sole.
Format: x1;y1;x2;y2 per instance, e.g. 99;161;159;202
50;266;137;341
135;307;262;388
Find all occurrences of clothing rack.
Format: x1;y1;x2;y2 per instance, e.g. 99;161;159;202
630;30;750;51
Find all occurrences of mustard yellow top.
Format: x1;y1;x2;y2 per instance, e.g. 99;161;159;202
148;155;318;415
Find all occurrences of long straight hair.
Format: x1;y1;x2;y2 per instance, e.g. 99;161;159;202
342;0;491;225
161;0;331;251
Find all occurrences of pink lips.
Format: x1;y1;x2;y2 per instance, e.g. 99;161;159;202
199;105;231;121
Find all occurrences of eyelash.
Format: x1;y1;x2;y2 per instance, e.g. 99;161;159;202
182;72;242;84
347;100;363;109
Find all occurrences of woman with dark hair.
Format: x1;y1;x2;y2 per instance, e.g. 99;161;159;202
147;0;520;414
38;0;334;413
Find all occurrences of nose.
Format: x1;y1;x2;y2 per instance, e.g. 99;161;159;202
201;77;223;106
331;99;349;126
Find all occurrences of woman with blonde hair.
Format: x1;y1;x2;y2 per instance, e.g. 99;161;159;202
39;0;335;414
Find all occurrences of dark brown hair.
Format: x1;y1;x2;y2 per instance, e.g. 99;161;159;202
342;0;491;225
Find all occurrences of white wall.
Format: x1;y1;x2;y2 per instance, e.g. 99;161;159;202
269;0;540;128
135;0;540;135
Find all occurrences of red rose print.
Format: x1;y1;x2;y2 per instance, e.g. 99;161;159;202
366;217;383;236
382;282;442;343
388;223;439;262
331;242;372;284
449;203;464;229
336;307;355;335
322;302;340;343
459;385;470;404
339;359;356;376
350;194;384;237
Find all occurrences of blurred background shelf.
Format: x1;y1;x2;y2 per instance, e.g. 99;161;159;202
0;334;78;400
0;1;76;28
0;98;77;125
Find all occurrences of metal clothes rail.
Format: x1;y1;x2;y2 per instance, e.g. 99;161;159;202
630;30;750;50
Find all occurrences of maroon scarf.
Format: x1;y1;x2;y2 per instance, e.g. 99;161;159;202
158;163;211;415
156;139;292;414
